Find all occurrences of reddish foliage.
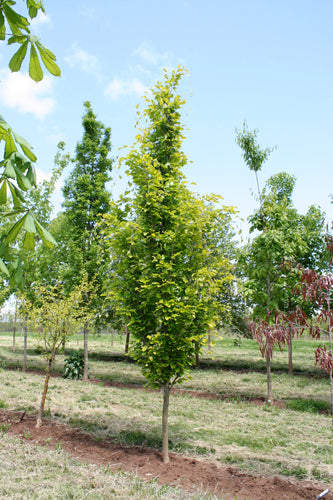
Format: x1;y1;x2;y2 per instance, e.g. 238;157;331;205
249;318;288;358
315;345;333;375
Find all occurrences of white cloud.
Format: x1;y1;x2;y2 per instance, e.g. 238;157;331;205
45;132;66;146
134;41;172;66
30;11;51;32
79;7;96;20
0;69;55;119
64;43;99;74
105;77;148;101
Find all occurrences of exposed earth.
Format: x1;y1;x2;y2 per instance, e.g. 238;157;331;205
1;408;332;500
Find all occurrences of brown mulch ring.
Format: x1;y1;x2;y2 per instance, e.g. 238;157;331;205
1;409;332;500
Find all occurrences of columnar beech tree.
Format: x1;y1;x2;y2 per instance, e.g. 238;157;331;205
108;68;235;463
62;102;113;380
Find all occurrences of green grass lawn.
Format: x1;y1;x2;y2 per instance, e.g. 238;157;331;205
0;330;332;497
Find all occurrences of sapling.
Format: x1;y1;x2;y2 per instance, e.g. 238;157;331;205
23;281;90;428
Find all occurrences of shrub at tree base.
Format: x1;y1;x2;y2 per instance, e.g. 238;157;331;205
63;351;85;380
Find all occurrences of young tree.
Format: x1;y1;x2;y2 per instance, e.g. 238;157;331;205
62;102;113;380
23;282;89;428
108;68;236;463
237;125;327;400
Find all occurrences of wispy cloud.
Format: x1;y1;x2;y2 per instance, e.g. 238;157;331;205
30;11;51;32
64;43;99;74
79;7;96;20
104;77;148;101
134;41;172;66
0;69;55;119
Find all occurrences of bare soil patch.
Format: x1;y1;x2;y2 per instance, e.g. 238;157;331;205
1;409;331;500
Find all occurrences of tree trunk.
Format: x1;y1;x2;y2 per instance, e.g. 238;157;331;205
162;383;170;464
36;355;53;428
195;353;200;368
83;323;89;381
328;318;333;428
288;327;293;376
208;331;212;353
124;325;130;362
12;299;18;353
22;316;28;372
266;351;273;404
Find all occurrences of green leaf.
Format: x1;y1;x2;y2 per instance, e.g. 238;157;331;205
5;214;27;244
13;131;37;162
36;42;61;77
10;262;23;289
3;3;29;35
23;212;37;233
0;181;7;205
23;231;35;250
0;11;5;40
0;258;10;278
3;159;16;179
29;43;43;82
35;220;57;248
28;6;38;19
8;182;26;207
8;34;27;45
4;131;17;159
26;165;37;186
15;167;32;191
39;44;57;61
9;41;29;72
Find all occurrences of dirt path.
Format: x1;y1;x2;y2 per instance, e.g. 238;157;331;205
1;409;332;500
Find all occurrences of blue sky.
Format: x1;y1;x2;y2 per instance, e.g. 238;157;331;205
1;0;332;237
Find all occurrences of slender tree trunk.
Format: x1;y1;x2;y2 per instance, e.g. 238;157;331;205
83;323;89;381
328;316;333;428
12;299;18;353
288;327;293;376
162;383;170;464
22;316;28;372
208;331;212;353
111;327;114;347
195;353;200;368
124;325;130;362
266;351;273;404
36;354;53;428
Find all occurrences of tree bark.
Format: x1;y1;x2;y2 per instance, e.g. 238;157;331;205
83;323;89;381
288;327;293;376
328;317;333;428
22;316;28;372
266;351;273;404
124;325;130;362
12;299;17;353
162;383;170;464
208;331;212;353
36;355;53;428
195;353;200;368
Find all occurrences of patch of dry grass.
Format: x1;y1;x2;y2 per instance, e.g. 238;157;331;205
0;332;332;485
0;431;217;499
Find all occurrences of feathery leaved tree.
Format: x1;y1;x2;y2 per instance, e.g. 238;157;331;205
23;280;91;428
237;125;327;401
